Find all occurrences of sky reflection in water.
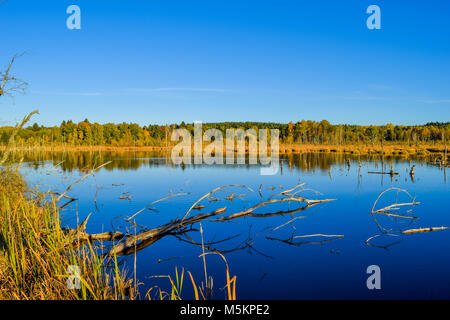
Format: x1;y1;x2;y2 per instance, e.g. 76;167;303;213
18;152;450;299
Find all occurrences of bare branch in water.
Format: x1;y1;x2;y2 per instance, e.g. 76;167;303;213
366;187;449;249
181;185;254;221
370;187;420;233
402;227;450;234
56;161;112;201
126;192;189;221
63;183;337;257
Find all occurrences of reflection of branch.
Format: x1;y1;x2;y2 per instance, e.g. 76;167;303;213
126;192;188;221
366;188;449;250
375;211;419;219
370;187;419;233
267;234;344;246
176;232;252;255
265;211;343;247
365;234;401;250
56;161;112;201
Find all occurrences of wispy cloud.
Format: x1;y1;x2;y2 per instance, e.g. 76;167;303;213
127;87;235;93
33;90;107;97
32;87;235;97
298;93;390;102
367;84;391;90
424;99;450;104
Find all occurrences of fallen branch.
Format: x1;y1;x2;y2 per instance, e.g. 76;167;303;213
64;183;337;257
370;187;419;233
401;227;450;234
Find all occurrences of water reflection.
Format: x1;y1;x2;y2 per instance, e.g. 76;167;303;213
10;149;450;299
5;149;433;174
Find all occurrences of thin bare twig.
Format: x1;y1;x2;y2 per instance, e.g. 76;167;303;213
56;161;112;201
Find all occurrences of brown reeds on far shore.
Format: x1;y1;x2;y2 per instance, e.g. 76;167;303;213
1;142;448;157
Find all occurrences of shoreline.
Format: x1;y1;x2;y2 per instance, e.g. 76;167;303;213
0;144;448;157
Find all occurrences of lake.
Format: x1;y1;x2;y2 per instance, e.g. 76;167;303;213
16;151;450;299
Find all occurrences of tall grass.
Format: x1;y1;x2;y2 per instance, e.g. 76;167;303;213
0;168;236;300
0;168;134;299
146;224;237;301
0;111;237;300
147;256;237;301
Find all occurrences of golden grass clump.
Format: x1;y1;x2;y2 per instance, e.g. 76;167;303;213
0;168;134;300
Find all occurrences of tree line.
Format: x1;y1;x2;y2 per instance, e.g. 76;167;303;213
0;119;449;147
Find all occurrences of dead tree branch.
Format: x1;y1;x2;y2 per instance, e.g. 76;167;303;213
63;183;337;256
0;54;28;98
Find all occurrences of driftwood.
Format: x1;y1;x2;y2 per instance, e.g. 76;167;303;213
402;227;449;234
126;192;188;221
265;210;344;246
60;170;449;257
370;188;420;233
368;171;399;175
63;183;337;257
107;191;336;256
367;188;449;249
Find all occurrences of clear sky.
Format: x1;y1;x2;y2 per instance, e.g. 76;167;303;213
1;0;450;126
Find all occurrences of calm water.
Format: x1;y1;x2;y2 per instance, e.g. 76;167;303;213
16;151;450;299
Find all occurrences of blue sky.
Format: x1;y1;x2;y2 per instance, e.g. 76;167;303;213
1;0;450;126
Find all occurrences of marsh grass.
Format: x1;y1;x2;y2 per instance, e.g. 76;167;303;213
147;255;237;301
0;168;135;300
146;224;237;301
0;167;236;300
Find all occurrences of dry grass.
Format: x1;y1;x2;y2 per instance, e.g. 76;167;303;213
0;168;237;300
2;143;446;156
279;143;447;156
146;224;237;301
0;168;135;300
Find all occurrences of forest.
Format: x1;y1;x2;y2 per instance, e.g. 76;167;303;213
0;119;449;147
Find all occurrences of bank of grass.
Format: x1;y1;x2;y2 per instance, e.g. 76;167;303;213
1;142;447;157
0;168;135;300
279;143;447;157
0;168;237;300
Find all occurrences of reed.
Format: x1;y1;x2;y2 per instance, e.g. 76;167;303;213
2;142;446;157
146;252;237;300
146;224;237;300
0;168;134;300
